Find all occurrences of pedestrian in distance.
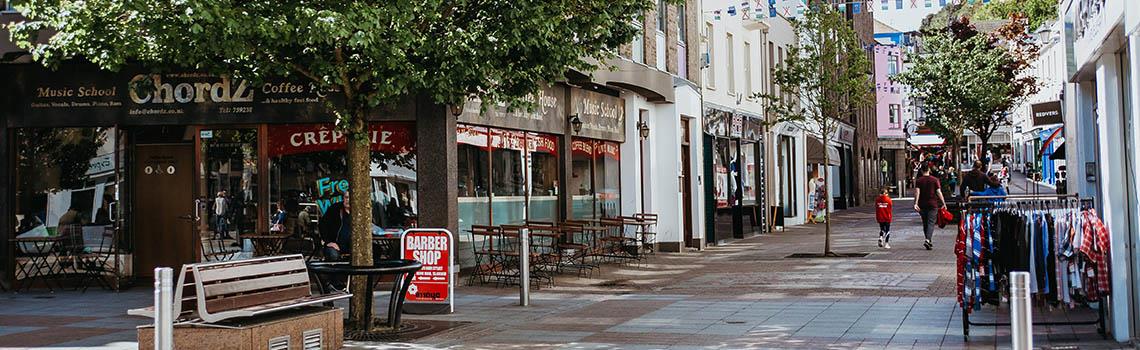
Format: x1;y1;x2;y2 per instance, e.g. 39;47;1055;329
913;166;946;250
875;187;893;249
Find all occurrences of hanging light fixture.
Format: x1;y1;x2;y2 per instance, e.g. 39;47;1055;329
638;120;650;139
568;114;583;134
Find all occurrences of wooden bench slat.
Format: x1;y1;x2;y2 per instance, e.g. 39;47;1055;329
201;271;309;297
204;285;311;313
195;258;306;283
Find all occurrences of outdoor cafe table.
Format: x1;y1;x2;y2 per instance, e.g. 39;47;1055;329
10;236;65;292
239;233;290;257
307;259;423;331
372;231;402;261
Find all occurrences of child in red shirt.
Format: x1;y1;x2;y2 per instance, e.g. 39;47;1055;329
875;188;893;249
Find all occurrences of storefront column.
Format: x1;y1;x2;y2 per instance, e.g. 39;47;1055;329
415;98;458;235
1127;33;1140;340
0;126;10;286
1095;54;1133;342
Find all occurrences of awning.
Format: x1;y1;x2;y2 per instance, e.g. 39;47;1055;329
1049;142;1066;160
807;137;841;166
908;134;944;147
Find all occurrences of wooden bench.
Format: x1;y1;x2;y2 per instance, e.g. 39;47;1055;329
128;254;350;324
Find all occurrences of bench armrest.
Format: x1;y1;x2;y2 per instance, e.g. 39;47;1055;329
127;307;154;318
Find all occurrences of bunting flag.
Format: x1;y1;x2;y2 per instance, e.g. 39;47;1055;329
796;5;804;16
853;2;861;13
714;9;722;20
837;3;846;12
728;5;737;16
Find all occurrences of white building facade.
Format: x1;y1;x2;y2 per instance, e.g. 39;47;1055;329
1057;0;1140;342
700;0;805;245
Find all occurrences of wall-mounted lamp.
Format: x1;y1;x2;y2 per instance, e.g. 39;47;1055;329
637;120;650;139
568;114;583;134
449;103;463;117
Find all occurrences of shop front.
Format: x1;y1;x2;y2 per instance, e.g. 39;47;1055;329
1;62;423;283
703;106;766;244
454;84;625;267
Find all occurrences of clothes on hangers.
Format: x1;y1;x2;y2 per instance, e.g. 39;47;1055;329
956;204;1111;315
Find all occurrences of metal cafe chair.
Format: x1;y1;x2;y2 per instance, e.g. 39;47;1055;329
75;227;119;292
496;225;527;287
555;221;598;278
632;213;658;255
597;217;638;265
525;225;561;287
466;225;501;285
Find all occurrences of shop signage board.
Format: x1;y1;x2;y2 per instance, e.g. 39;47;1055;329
571;89;626;142
1031;101;1063;126
401;228;454;314
2;62;409;127
266;123;415;157
458;85;566;135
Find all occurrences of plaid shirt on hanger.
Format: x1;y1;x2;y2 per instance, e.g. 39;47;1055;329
1080;210;1112;300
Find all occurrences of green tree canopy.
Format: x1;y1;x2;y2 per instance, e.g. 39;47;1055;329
897;16;1039;167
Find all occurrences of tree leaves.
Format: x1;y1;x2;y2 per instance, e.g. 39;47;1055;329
753;7;873;140
896;16;1038;155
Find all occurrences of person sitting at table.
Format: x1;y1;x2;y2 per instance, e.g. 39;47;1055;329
270;200;288;234
318;195;352;262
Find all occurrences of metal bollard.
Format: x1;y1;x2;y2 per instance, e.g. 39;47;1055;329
519;228;530;306
154;267;174;350
1010;271;1033;350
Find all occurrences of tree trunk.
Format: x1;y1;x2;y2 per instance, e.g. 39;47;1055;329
823;148;832;256
821;125;833;256
345;111;375;331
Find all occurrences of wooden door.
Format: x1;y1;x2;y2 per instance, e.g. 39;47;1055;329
134;144;197;276
680;119;694;247
681;144;694;247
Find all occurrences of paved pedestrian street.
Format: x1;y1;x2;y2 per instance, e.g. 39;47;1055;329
0;201;1125;349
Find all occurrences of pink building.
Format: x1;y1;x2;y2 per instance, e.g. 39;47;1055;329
874;44;905;139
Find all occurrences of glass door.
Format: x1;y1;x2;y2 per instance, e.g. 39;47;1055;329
199;128;260;242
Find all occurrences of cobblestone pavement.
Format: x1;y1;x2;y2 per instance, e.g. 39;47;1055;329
0;199;1130;349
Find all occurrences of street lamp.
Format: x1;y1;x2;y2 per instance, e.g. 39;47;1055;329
449;103;463;117
637;120;650;139
568;114;583;134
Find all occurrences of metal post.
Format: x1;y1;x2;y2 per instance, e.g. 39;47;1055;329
154;267;174;350
1010;271;1033;350
519;228;530;306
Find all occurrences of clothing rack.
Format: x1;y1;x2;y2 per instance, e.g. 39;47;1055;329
958;193;1106;341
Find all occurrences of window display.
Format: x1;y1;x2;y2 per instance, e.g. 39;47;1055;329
570;138;622;219
266;123;416;238
458;124;563;231
13;127;120;240
528;133;559;222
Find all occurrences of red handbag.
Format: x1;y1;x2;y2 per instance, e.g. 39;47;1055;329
936;207;954;228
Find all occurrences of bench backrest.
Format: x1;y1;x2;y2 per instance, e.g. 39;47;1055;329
191;254;311;317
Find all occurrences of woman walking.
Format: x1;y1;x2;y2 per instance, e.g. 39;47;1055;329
913;166;946;250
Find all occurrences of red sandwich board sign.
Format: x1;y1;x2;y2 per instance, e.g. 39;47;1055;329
400;228;454;313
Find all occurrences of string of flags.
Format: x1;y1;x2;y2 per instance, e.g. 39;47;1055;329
706;0;993;21
707;0;875;21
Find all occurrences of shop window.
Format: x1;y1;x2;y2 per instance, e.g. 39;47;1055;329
202;129;259;236
458;125;563;231
491;129;526;225
741;141;757;206
458;125;491;234
266;123;417;240
571;140;596;219
12;127;123;249
528;134;560;223
595;141;622;218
